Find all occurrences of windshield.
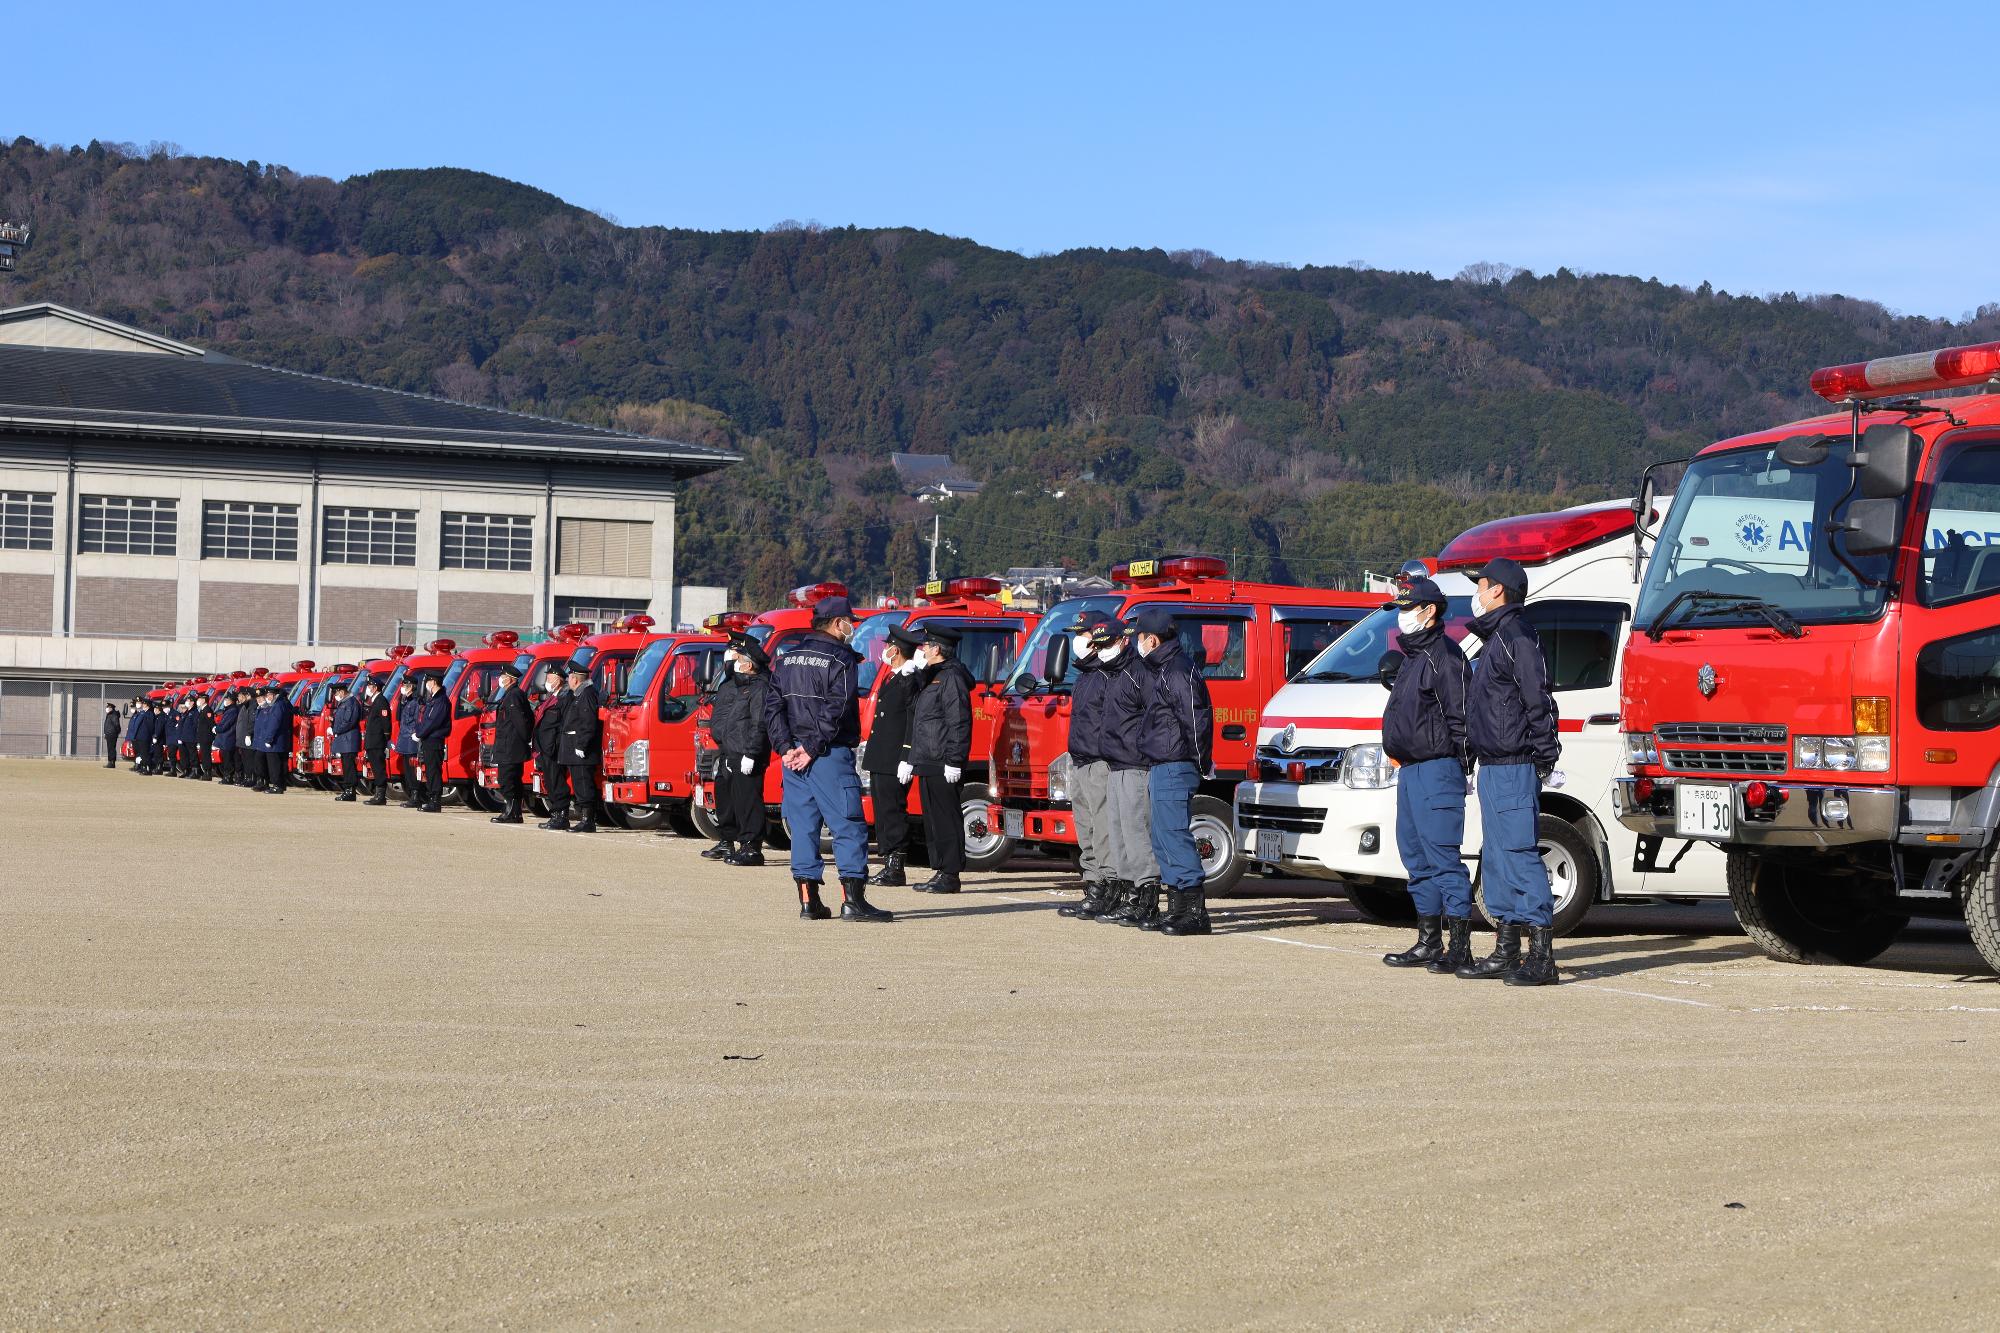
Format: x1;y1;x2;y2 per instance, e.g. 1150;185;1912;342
851;613;907;693
746;623;775;645
288;681;312;707
1635;438;1897;629
1296;598;1477;683
1003;597;1122;694
592;650;635;699
440;659;469;699
308;678;337;712
382;664;408;699
455;663;505;718
623;640;673;704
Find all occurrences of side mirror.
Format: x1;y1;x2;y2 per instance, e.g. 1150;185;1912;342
1013;673;1039;693
1776;433;1832;468
1043;639;1071;683
1839;497;1903;556
1858;424;1920;499
1377;650;1406;687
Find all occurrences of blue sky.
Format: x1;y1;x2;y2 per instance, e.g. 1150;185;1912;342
10;1;1998;317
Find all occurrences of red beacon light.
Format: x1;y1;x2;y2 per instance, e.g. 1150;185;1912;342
251;665;272;676
483;630;520;650
703;611;756;634
916;575;1005;603
424;640;456;655
332;663;358;673
385;644;416;661
1436;504;1635;571
292;660;316;673
623;615;655;632
787;581;849;609
1810;339;2000;402
554;623;591;643
1111;555;1229;586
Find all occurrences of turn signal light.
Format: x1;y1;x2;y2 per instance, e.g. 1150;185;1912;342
1926;748;1958;764
1852;697;1891;735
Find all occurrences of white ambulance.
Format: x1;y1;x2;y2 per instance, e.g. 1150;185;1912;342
1233;499;1728;933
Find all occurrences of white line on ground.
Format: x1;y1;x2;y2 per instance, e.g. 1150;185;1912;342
1570;983;1722;1009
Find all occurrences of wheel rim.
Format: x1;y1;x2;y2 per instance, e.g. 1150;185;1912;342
1192;814;1232;882
1538;838;1581;914
962;799;1004;859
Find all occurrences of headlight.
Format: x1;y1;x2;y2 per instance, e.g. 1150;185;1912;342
1623;732;1658;766
1795;734;1890;772
1795;736;1824;769
1341;743;1396;789
624;739;650;779
311;737;324;758
1821;736;1857;771
1857;736;1890;771
1047;753;1073;803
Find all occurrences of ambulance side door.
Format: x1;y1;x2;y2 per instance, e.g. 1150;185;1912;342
1516;598;1628;882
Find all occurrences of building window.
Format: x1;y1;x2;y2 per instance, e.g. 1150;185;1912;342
554;597;650;633
557;518;651;577
202;501;299;561
0;491;54;551
323;507;416;566
442;512;532;571
80;495;177;556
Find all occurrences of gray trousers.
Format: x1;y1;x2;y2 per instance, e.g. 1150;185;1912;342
1069;759;1111;885
1103;766;1159;885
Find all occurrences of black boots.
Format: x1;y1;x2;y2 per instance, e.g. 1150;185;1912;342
1384;915;1443;967
701;840;733;860
1159;887;1212;936
365;791;388;806
839;877;894;922
1427;917;1474;974
1457;922;1521;979
491;801;523;825
421;802;441;814
334;790;357;803
868;854;907;887
798;880;832;920
569;816;597;833
1117;882;1162;929
1506;926;1560;986
1093;880;1134;924
724;841;765;866
1058;879;1113;919
913;872;961;894
539;813;571;831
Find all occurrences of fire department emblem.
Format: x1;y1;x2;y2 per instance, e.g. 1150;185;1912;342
1697;663;1719;698
1278;723;1298;754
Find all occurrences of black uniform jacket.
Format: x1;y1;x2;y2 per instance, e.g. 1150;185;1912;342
560;681;604;767
1138;638;1213;772
1066;653;1108;764
1382;624;1471;767
1099;652;1152;771
708;670;770;761
533;688;568;766
863;667;919;774
906;659;974;777
1465;604;1561;772
360;693;393;750
491;683;534;765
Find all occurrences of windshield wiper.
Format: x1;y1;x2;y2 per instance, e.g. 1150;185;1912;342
1300;670;1364;682
1646;590;1804;641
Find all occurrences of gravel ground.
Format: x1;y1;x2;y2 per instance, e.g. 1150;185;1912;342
5;758;2000;1330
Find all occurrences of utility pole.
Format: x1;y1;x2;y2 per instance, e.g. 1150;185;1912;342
927;513;940;579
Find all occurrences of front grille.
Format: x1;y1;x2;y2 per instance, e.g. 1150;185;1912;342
994;765;1047;799
478;744;494;766
695;749;718;780
1656;723;1788;745
1255;745;1344;784
1660;748;1786;775
1237;801;1327;835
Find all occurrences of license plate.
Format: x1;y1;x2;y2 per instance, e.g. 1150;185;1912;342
1003;809;1024;839
1255;828;1283;864
603;784;616;804
1676;783;1733;840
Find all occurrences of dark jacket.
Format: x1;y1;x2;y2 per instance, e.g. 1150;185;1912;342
194;707;214;747
906;659;974;775
560;680;603;766
709;669;770;760
331;696;363;755
533;687;568;765
491;684;534;765
250;696;292;753
167;710;188;746
129;710;151;748
1138;637;1213;771
413;692;451;747
214;703;239;750
1066;653;1109;764
102;709;121;742
1099;651;1152;771
1466;604;1561;772
393;693;422;755
235;700;256;749
764;630;861;758
863;667;920;774
1383;624;1471;768
361;692;393;750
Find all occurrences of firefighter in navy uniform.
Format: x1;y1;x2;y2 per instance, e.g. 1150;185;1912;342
862;622;926;885
1132;607;1215;937
101;703;121;769
251;684;292;793
165;701;188;777
192;695;215;780
1056;610;1116;918
534;664;573;830
234;691;257;786
360;678;393;805
904;624;975;894
764;594;889;922
488;662;534;825
128;701;153;772
392;678;423;806
412;673;452;813
214;690;240;786
1458;556;1564;987
329;681;362;802
559;661;604;834
1378;577;1477;972
708;633;773;866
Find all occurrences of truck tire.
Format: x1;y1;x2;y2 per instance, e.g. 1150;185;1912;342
665;801;697;837
1192;795;1247;895
1474;815;1599;937
1725;850;1906;966
960;783;1013;872
689;793;721;841
1344;878;1418;924
467;783;502;813
1963;843;2000;976
614;802;665;831
764;812;791;851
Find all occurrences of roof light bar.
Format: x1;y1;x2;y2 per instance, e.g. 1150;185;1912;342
424;640;456;655
1810;340;2000;402
1110;555;1228;586
1436;506;1635;570
483;630;520;649
787;581;849;609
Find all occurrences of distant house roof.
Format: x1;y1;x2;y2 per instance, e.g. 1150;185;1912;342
890;451;982;497
0;303;740;475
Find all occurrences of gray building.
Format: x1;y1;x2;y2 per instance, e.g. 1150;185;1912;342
0;303;737;757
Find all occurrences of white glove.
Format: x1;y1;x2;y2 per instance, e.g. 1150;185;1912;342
897;761;913;784
573;747;586;759
944;765;962;784
1544;769;1568;790
738;756;754;775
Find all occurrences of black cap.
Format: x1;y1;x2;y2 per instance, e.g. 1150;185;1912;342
813;594;853;620
922;623;962;646
727;633;769;669
886;623;927;653
1131;607;1178;638
497;662;520;680
1474;557;1529;598
564;658;590;676
1384;576;1448;611
331;680;350;693
1075;609;1113;632
1087;617;1125;647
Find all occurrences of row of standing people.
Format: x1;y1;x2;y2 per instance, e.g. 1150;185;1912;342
112;685;300;791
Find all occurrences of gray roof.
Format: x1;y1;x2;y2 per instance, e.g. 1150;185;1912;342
0;305;739;474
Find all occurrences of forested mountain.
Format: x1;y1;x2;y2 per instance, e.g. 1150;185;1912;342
4;138;1990;604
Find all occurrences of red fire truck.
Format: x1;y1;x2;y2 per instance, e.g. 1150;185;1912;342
367;640;457;791
601;624;739;831
988;557;1377;892
1616;337;2000;973
298;663;360;787
475;625;594;811
357;645;416;789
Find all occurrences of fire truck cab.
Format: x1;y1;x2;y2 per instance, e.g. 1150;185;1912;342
989;557;1376;892
1616;339;2000;973
602;622;739;831
436;631;527;811
1237;502;1728;932
300;663;360;787
476;625;593;809
372;640;457;791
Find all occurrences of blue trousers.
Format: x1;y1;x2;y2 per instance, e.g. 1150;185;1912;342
1477;762;1551;928
1394;756;1473;918
1147;760;1204;890
782;746;870;883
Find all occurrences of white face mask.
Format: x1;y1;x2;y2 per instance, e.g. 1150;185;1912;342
1071;634;1093;656
733;657;752;674
1397;609;1428;636
1097;642;1124;664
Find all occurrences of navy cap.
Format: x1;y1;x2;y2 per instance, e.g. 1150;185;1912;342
1087;617;1125;647
886;623;927;653
1075;609;1113;632
1475;557;1529;598
1384;576;1448;611
923;623;962;645
1131;607;1178;637
813;594;853;620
